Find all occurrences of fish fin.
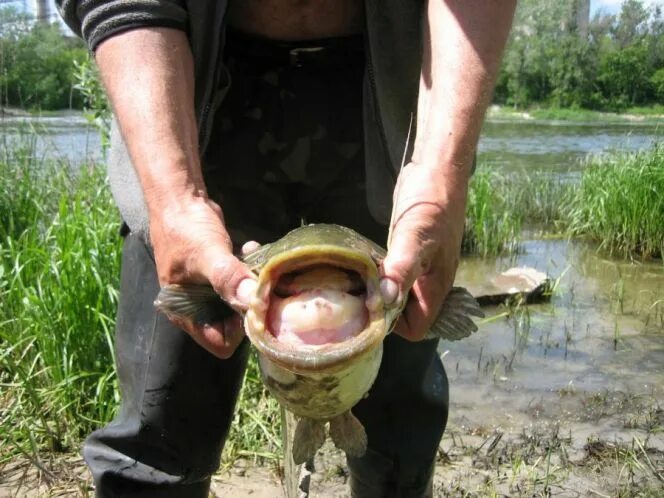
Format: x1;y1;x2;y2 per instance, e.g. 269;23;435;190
154;284;233;324
328;410;367;458
292;417;326;465
425;287;485;341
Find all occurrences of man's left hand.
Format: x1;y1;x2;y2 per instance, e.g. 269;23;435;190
380;161;468;341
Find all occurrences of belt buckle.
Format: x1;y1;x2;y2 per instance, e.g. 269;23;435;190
289;46;325;67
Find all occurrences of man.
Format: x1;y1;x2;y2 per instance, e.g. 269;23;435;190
57;1;515;496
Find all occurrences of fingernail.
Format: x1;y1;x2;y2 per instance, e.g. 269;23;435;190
379;277;399;305
236;278;258;306
241;240;261;256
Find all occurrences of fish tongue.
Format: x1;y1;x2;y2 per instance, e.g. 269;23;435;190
268;289;368;346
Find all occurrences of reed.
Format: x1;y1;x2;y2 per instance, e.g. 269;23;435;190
566;143;664;260
0;150;121;459
463;169;522;257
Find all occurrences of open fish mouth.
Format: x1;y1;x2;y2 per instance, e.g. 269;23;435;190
244;242;388;374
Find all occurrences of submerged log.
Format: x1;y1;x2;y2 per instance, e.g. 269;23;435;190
474;267;552;306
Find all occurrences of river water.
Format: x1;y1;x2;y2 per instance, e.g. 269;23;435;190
0;113;661;169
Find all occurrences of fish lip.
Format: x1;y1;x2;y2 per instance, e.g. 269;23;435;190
245;245;387;374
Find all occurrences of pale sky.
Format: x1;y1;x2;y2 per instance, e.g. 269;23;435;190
591;0;664;15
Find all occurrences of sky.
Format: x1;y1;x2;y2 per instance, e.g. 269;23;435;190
591;0;664;15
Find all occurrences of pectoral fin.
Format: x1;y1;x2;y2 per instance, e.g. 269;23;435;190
292;417;326;465
328;410;367;458
154;284;233;324
425;287;484;341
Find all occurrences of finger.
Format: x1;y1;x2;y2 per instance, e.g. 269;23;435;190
380;234;432;307
241;240;261;256
379;277;399;305
201;250;258;311
393;273;451;341
172;314;246;359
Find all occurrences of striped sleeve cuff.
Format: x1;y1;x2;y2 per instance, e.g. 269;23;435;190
57;0;188;51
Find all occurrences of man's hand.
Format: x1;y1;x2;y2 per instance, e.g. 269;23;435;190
380;162;467;341
380;0;516;341
95;28;259;359
150;194;258;359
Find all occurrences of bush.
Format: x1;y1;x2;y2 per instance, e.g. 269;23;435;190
650;68;664;102
0;16;88;110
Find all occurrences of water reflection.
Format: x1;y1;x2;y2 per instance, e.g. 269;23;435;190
479;120;662;172
449;239;664;428
0;113;102;164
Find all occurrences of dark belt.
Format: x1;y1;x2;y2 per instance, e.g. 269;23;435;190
224;27;365;69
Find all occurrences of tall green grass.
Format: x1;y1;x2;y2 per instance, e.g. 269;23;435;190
0;150;121;459
463;169;522;257
0;139;280;463
566;143;664;259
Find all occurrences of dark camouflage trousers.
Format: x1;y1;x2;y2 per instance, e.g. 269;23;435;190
81;31;447;497
203;30;387;246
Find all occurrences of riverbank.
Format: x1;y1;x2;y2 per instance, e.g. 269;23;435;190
3;103;664;124
487;105;664;125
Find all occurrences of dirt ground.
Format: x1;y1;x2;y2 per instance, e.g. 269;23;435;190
2;394;662;498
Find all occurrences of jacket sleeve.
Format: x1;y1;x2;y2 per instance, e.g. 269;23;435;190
56;0;188;51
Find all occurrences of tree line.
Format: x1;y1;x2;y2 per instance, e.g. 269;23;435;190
0;0;662;112
495;0;664;110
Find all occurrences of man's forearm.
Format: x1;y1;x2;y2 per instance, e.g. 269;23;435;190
95;28;205;216
413;0;516;189
95;27;256;358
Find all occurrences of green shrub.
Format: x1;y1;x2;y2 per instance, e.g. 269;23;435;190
0;17;87;110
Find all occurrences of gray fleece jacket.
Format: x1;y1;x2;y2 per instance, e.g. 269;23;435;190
56;1;423;237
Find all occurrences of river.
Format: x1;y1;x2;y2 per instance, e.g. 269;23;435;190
0;113;661;169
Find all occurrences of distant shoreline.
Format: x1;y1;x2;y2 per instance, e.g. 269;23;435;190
487;104;664;125
2;104;663;126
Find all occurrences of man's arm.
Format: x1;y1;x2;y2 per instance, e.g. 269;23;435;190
96;28;257;358
381;0;516;340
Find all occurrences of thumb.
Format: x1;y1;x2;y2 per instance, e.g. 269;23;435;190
380;232;428;307
200;246;257;311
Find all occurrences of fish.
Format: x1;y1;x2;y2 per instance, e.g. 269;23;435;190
154;223;484;464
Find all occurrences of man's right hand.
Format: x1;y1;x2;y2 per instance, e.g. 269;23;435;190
150;193;258;359
95;28;256;359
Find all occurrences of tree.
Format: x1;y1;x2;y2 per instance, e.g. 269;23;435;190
0;9;87;110
612;0;650;48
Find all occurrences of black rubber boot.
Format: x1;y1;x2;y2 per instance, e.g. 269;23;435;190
347;335;448;498
83;232;250;497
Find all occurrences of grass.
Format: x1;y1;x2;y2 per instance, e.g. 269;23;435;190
466;142;663;261
566;143;664;260
0;136;281;465
487;104;664;124
463;169;522;257
0;149;121;459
